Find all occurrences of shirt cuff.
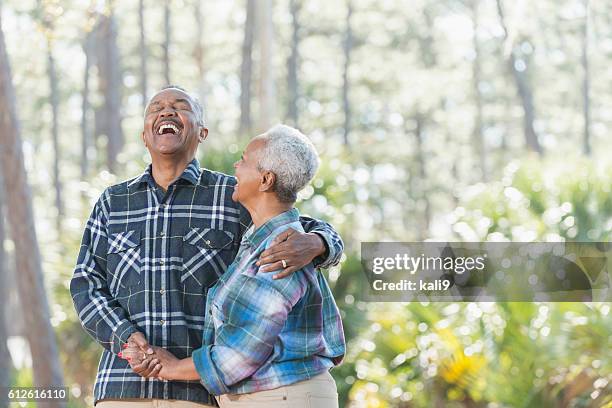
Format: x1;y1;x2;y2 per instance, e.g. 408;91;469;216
110;320;138;355
192;346;230;395
311;231;337;270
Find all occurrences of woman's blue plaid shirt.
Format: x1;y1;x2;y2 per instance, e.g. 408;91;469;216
192;208;345;396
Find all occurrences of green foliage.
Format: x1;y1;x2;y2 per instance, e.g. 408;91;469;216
451;158;612;242
330;159;612;407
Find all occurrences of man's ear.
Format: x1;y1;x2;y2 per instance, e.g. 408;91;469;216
199;127;209;143
259;171;276;193
141;131;147;147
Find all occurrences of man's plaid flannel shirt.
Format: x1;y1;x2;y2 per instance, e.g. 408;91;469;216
70;159;343;405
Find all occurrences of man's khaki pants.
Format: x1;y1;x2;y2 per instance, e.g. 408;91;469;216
216;371;339;408
97;399;215;408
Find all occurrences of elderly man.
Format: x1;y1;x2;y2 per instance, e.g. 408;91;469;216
71;86;343;407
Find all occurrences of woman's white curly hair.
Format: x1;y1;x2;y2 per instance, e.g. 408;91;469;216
256;124;320;203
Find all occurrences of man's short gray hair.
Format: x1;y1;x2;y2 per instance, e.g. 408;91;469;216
256;125;320;203
145;85;206;127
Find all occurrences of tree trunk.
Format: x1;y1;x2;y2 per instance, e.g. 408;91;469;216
194;0;207;103
414;114;431;240
443;102;460;206
286;0;301;127
257;0;276;132
470;0;487;180
239;0;255;133
95;10;123;174
0;182;23;340
81;31;93;179
0;176;12;407
495;0;542;155
419;8;437;68
139;0;148;109
581;0;591;155
341;0;353;146
46;38;63;230
163;0;171;85
0;14;66;403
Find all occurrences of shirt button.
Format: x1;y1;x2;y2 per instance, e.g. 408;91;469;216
206;240;211;246
160;260;165;266
160;289;165;295
160;231;165;237
160;320;165;325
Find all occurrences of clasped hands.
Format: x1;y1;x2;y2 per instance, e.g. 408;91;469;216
118;332;179;380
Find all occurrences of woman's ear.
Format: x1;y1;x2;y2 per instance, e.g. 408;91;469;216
259;171;276;192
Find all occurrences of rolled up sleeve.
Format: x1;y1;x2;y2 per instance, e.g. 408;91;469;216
299;215;344;269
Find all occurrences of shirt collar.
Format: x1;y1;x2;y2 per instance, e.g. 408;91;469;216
178;158;202;185
128;158;202;188
245;208;300;248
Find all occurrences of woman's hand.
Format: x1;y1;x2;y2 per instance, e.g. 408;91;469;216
120;342;162;378
120;343;198;381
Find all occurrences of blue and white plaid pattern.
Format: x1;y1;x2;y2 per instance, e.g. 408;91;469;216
70;159;343;405
192;208;346;396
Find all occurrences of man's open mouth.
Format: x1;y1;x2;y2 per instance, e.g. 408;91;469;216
156;121;182;135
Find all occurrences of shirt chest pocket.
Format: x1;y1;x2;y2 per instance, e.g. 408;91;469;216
106;230;142;295
181;227;235;288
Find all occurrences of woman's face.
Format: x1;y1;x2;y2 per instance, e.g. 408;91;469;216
232;138;266;204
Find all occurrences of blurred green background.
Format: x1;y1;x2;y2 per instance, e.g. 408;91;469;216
0;0;610;407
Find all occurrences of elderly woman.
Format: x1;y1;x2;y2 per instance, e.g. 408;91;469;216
124;125;345;407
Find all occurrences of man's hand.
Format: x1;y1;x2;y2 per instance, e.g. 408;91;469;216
256;229;326;279
150;346;181;381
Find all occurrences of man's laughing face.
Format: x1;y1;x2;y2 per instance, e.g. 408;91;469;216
142;88;207;158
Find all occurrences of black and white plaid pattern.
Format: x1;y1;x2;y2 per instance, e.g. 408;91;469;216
70;159;343;405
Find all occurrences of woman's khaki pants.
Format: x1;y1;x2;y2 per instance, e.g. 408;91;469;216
216;371;339;408
97;399;214;407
